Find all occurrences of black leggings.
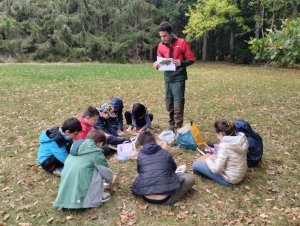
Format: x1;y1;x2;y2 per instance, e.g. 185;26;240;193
40;156;64;172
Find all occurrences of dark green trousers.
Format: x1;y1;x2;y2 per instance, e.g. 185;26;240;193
165;81;185;131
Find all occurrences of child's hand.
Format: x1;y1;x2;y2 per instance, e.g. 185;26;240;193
138;128;145;133
210;155;217;160
117;129;122;133
132;127;137;133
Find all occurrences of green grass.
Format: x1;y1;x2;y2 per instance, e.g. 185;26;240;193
0;62;300;225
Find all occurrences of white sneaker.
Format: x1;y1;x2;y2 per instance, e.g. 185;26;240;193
102;192;111;203
103;180;110;187
175;165;187;174
53;168;62;177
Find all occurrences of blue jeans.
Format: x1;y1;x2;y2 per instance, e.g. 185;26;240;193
192;161;232;187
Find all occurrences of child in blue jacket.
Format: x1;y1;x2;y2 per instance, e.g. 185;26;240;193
94;103;118;137
109;97;124;133
37;118;82;175
125;103;153;133
94;103;131;155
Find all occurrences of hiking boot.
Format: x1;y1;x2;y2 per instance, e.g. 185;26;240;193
102;192;111;203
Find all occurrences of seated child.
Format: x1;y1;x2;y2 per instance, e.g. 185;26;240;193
94;103;118;137
192;119;249;187
73;106;99;142
125;103;153;133
94;103;131;155
132;131;195;205
37;118;82;175
53;129;113;209
234;119;263;167
109;97;124;133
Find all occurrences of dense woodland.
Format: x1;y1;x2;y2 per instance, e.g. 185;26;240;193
0;0;299;64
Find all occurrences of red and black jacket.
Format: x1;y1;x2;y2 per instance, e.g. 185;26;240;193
157;35;195;82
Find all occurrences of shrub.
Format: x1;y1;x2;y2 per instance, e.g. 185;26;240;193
248;18;300;68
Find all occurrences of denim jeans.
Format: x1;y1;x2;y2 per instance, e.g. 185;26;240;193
192;161;232;187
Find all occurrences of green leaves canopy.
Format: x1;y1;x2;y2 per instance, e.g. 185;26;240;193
183;0;243;40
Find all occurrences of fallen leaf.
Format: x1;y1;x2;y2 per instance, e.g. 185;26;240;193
65;216;73;220
138;204;148;210
152;207;159;213
3;214;9;221
162;210;169;216
213;193;220;199
2;187;10;192
0;222;5;226
120;214;129;223
46;217;54;224
115;218;121;226
260;213;268;219
244;186;251;191
205;188;212;193
88;215;98;220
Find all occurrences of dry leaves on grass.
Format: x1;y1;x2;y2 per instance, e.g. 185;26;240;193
46;217;54;224
115;203;136;225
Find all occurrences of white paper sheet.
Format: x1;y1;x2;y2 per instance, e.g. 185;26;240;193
157;56;176;71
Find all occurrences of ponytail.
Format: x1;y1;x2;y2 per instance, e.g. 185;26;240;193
214;119;237;136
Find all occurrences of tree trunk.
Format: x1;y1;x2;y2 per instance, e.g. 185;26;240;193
290;4;299;20
261;5;264;37
149;45;153;62
202;32;207;61
270;2;275;30
229;26;235;63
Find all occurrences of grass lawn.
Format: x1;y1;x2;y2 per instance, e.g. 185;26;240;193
0;62;299;225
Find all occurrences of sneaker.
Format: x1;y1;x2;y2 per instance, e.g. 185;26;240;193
53;167;63;177
197;147;207;155
103;180;110;187
130;136;137;142
205;142;215;148
102;192;111;203
175;165;187;174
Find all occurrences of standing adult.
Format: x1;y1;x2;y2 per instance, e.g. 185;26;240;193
153;21;195;133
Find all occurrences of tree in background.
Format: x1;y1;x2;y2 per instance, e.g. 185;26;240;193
0;0;299;63
183;0;247;62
